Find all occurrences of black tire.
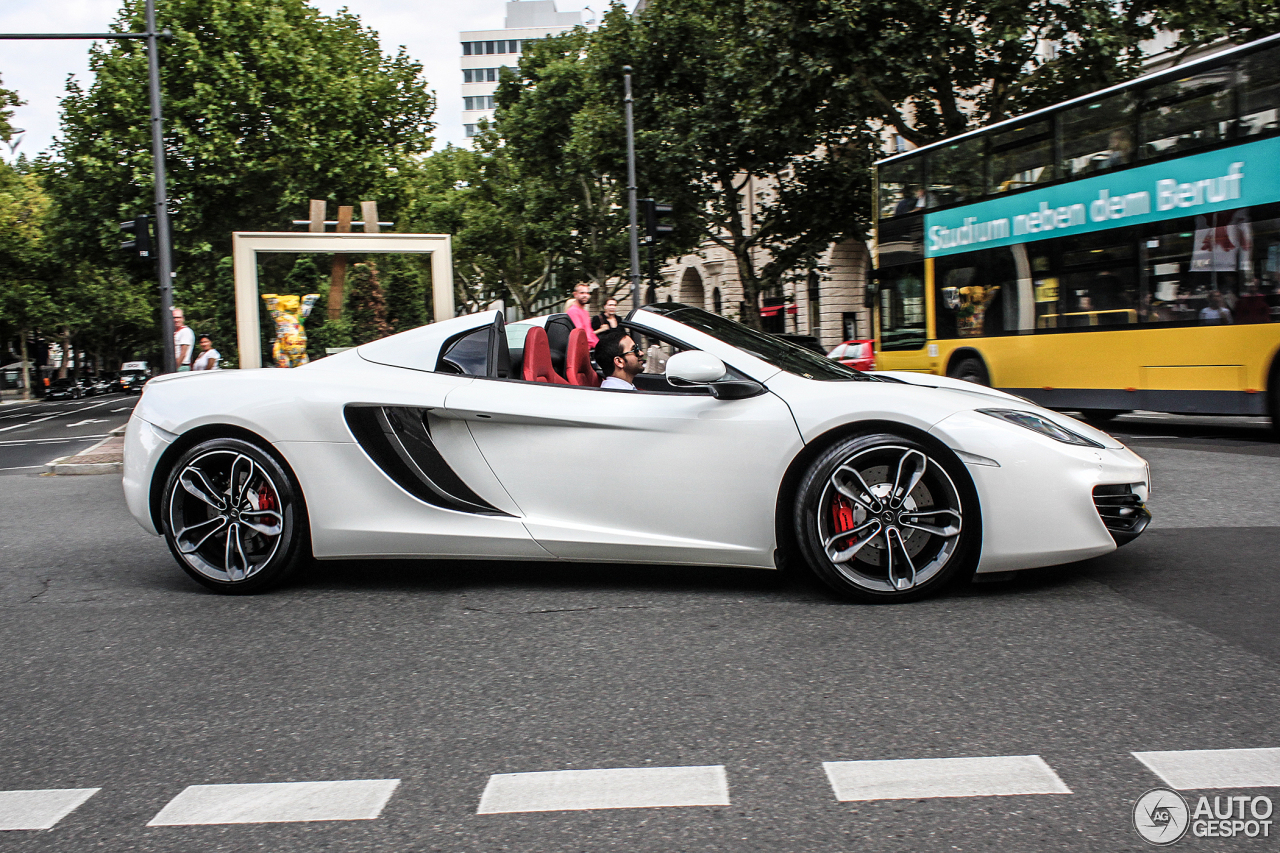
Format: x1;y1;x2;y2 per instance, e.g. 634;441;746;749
160;436;310;594
947;355;990;386
792;432;979;603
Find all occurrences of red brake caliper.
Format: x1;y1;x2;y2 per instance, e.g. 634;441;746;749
831;496;855;533
256;482;276;512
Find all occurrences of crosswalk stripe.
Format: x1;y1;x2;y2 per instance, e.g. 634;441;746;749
1133;748;1280;790
477;765;731;814
146;780;401;826
0;788;100;831
823;755;1072;801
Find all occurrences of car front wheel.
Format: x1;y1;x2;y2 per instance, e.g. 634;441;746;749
161;437;309;594
793;433;979;603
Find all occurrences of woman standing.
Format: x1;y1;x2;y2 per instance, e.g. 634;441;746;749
593;297;622;336
192;334;221;371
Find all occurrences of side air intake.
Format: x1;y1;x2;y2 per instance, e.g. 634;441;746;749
344;405;511;516
1092;483;1150;546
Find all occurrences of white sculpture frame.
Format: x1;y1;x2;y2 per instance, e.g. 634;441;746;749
232;231;454;370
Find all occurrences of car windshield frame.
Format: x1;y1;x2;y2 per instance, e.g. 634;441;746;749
639;303;879;382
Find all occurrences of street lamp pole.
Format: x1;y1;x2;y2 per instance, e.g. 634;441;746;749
144;0;176;374
0;2;176;373
623;66;641;314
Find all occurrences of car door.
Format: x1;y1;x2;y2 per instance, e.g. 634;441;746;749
440;376;802;569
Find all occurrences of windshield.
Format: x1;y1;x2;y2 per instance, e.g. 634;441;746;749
640;303;878;381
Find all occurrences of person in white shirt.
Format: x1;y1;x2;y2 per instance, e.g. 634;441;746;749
173;308;195;371
192;334;221;370
596;327;644;390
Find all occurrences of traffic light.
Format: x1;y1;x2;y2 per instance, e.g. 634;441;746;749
640;198;674;244
119;214;153;259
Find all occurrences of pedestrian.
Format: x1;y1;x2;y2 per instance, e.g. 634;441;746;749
566;283;598;347
192;334;221;370
173;308;195;371
593;297;622;336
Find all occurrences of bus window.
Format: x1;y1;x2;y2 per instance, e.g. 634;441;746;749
1059;235;1138;327
1060;94;1135;176
989;120;1054;193
1139;68;1234;159
928;136;984;207
1239;44;1280;139
877;263;927;351
934;248;1028;339
880;156;926;219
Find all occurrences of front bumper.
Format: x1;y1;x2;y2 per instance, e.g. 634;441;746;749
122;416;177;536
930;411;1150;573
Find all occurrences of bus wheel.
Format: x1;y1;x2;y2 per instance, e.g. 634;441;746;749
1080;409;1130;423
947;356;989;386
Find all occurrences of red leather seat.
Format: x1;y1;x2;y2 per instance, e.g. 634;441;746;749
521;325;568;384
565;328;601;387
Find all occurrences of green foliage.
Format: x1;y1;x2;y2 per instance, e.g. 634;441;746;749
1147;0;1280;51
397;134;564;317
46;0;436;360
0;76;23;145
345;261;392;343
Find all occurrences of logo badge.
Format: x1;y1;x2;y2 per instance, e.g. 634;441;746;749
1134;788;1190;845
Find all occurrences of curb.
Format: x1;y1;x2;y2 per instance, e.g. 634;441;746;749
44;424;126;476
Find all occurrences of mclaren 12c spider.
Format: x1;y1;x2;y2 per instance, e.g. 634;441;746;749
123;303;1151;602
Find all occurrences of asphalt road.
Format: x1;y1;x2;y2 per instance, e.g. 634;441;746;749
0;416;1277;852
0;395;139;474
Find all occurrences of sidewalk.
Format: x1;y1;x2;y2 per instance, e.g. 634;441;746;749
45;425;126;475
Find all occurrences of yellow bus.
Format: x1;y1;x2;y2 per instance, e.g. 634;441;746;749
872;33;1280;426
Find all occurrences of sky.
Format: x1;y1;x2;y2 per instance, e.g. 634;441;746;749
0;0;598;161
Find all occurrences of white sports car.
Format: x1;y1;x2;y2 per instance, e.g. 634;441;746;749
123;304;1151;602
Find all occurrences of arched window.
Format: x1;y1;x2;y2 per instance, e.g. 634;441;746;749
712;287;722;314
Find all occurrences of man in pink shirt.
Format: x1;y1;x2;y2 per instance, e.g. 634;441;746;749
566;283;598;347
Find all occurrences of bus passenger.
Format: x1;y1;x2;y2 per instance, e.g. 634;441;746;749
1199;290;1234;325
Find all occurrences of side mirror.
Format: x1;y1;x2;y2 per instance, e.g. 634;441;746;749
665;350;765;400
665;350;727;384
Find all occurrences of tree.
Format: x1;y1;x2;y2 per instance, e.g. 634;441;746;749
607;0;875;327
397;132;565;318
46;0;436;360
0;75;23;146
0;162;55;398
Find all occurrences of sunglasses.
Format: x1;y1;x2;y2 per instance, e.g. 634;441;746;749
620;344;644;358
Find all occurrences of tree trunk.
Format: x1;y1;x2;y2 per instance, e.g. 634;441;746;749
19;329;31;402
59;328;71;379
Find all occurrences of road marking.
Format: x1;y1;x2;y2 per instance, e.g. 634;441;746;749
0;465;47;472
0;399;116;433
147;780;401;826
111;407;132;413
1133;748;1280;789
822;756;1072;801
0;788;100;831
477;765;730;814
66;419;108;428
0;435;107;447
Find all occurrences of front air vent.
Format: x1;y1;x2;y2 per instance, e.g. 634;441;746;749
345;405;511;516
1092;484;1151;546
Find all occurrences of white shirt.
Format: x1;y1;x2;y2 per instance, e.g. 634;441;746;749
174;326;195;365
600;376;635;390
192;348;221;371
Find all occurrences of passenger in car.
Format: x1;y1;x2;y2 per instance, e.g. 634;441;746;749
596;328;644;390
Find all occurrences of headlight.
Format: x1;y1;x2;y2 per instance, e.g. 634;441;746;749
978;408;1104;448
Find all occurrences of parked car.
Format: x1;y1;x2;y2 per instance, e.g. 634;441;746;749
827;339;876;372
97;373;118;394
47;377;88;400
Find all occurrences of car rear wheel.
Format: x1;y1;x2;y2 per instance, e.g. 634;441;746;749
161;437;309;594
793;433;979;603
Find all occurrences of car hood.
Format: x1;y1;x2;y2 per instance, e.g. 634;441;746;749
764;369;1125;450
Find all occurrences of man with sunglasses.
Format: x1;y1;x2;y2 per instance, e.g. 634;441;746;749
596;327;645;390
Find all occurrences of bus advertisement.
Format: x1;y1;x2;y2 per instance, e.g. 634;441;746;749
872;33;1280;427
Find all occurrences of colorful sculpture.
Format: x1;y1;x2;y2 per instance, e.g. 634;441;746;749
262;293;319;368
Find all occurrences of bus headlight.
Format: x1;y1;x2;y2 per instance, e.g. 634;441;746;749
978;408;1105;448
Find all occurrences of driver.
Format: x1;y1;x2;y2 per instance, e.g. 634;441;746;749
596;328;644;390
